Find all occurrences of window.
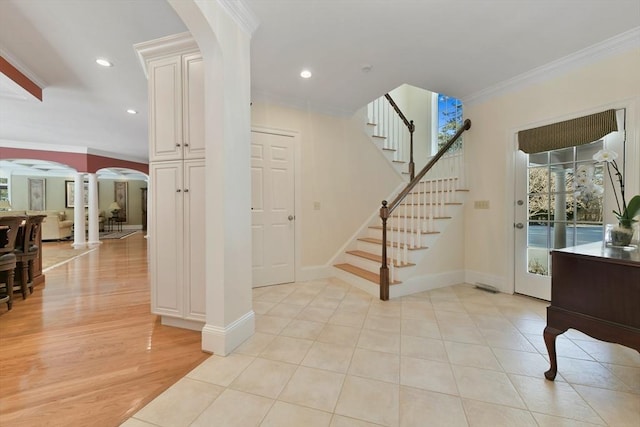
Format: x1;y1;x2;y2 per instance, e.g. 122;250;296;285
526;140;605;275
436;94;463;151
0;177;8;201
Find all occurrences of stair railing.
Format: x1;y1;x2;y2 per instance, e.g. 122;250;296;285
379;119;471;300
367;94;416;179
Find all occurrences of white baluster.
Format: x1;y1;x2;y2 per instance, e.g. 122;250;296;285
440;178;444;217
429;180;434;231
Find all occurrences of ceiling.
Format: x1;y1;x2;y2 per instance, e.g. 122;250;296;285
0;0;639;175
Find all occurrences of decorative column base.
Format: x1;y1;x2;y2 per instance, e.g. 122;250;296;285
201;310;255;356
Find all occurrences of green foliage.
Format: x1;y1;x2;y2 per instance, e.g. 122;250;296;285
437;96;463;152
617;194;640;227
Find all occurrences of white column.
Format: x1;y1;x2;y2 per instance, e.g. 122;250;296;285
87;173;101;246
169;0;256;356
73;173;86;248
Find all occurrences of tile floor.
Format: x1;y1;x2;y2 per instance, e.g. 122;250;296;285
122;280;640;427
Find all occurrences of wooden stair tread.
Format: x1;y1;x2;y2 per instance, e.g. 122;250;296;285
369;225;440;235
335;263;401;285
346;250;415;267
358;237;428;250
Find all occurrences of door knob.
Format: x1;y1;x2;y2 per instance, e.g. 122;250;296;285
515;223;524;229
288;215;295;221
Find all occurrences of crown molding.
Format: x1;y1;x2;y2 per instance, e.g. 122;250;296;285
216;0;260;36
463;27;640;107
0;48;48;89
133;32;198;78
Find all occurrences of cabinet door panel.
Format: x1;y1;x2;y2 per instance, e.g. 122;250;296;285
184;160;206;320
183;54;205;159
149;57;183;161
150;162;184;316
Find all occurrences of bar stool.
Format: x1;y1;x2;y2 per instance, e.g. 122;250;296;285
0;216;24;311
14;215;46;298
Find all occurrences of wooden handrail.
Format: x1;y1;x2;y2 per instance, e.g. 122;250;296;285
379;118;471;300
384;94;413;130
384;94;416;179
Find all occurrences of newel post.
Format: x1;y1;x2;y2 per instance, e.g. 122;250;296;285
409;120;415;181
380;200;390;301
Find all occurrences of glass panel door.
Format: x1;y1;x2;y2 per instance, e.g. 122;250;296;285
516;141;607;300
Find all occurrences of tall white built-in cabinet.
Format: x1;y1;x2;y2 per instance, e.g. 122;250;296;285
135;33;205;330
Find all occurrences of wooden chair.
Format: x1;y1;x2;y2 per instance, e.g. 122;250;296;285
0;216;24;311
14;215;46;298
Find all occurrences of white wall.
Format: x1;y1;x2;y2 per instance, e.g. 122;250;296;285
251;102;402;268
388;84;435;168
464;47;640;292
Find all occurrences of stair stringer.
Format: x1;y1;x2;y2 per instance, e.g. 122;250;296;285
353;106;408;179
328;180;407;266
333;190;468;298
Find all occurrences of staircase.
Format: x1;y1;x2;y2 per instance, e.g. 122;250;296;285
333;94;471;299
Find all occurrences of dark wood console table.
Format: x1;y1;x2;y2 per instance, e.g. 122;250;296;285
544;242;640;380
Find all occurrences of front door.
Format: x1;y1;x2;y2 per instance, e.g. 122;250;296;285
251;130;296;287
514;110;625;300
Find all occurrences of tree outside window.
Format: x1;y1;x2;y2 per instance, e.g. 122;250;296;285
437;94;463;151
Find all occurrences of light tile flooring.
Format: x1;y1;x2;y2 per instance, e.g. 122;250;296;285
122;280;640;427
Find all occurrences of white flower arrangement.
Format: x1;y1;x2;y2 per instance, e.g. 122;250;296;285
592;149;640;228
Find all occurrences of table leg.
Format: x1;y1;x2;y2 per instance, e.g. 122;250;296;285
543;326;563;380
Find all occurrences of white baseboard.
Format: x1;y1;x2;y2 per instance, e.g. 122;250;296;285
161;316;205;331
201;310;255;356
122;224;143;230
390;270;466;298
464;270;511;294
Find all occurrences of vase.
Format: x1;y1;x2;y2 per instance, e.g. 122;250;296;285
605;223;634;247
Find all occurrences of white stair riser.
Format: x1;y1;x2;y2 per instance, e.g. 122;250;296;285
354;242;423;264
387;217;448;233
356;240;384;254
333;267;379;297
400;192;463;205
394;204;451;218
366;227;439;248
344;254;414;282
344;253;380;273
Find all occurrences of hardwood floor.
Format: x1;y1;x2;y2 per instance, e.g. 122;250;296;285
0;232;209;427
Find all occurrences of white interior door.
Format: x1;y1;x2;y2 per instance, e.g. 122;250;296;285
251;131;295;287
514;110;626;300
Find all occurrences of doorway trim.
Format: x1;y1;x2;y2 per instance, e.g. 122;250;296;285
251;125;302;283
507;100;637;296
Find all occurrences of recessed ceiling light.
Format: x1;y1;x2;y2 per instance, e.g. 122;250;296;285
126;109;137;114
96;58;113;67
300;69;312;79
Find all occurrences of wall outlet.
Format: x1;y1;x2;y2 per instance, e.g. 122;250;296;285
474;200;490;209
313;201;321;210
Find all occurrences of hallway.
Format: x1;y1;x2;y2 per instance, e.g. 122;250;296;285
0;233;208;426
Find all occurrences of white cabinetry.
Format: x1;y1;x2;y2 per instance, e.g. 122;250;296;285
136;33;206;329
149;160;205;324
148;51;204;162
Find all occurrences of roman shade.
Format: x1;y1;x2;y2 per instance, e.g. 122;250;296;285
518;109;618;154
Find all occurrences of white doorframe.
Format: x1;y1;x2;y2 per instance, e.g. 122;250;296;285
510;103;631;299
251;126;301;285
